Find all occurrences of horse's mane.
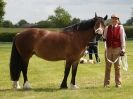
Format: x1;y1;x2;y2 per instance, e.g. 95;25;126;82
63;18;95;32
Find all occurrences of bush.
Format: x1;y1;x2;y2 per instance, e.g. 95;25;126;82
125;27;133;39
0;32;17;42
0;27;133;42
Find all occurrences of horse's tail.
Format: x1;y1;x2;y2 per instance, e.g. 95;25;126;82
10;36;22;81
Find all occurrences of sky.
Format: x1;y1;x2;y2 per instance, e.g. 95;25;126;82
4;0;133;24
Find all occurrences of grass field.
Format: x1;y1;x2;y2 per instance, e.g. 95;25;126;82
0;41;133;99
0;26;132;33
0;28;61;33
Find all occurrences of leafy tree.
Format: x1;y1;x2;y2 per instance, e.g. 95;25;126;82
2;20;13;27
17;19;29;27
36;20;55;28
105;19;111;26
71;18;80;24
125;17;133;25
48;6;71;27
0;0;5;24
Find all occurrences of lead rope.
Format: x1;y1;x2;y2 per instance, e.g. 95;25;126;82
120;33;128;71
105;42;119;64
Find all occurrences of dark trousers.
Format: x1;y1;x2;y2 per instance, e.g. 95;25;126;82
88;45;100;62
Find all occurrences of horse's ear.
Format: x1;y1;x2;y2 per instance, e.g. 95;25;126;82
104;15;108;20
95;12;98;18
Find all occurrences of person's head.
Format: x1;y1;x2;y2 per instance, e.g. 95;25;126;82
111;14;120;25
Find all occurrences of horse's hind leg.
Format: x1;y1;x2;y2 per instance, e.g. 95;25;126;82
60;61;72;89
21;57;32;89
12;81;21;89
70;61;79;89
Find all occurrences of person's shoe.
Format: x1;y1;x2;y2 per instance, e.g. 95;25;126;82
104;84;110;88
96;58;100;63
115;84;121;88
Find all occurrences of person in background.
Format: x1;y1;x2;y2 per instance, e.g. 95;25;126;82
103;14;126;88
87;34;101;63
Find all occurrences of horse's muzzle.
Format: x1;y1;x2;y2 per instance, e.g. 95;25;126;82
95;28;103;35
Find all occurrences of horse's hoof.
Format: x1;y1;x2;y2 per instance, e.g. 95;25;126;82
23;81;32;90
60;84;68;89
12;81;21;89
70;84;79;90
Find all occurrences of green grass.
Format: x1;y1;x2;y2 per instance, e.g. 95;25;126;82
0;41;133;99
0;28;61;33
0;28;24;33
0;26;132;33
124;26;133;29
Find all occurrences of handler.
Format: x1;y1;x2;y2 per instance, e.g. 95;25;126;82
103;14;126;88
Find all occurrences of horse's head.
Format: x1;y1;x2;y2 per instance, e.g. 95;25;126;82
93;13;108;35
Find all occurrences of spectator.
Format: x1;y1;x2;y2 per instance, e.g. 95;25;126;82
87;34;101;63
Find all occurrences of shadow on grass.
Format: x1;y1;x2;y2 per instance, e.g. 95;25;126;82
33;87;61;92
0;87;67;92
11;87;61;92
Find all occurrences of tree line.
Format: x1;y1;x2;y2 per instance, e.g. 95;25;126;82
0;6;80;28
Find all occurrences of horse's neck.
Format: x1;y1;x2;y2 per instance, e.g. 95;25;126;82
76;29;95;47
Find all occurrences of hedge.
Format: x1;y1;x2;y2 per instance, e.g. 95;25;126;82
125;28;133;39
0;32;17;42
0;28;133;42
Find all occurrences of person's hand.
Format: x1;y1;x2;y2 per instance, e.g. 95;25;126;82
120;51;125;56
103;38;106;42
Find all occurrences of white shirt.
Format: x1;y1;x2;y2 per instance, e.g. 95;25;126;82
103;24;126;52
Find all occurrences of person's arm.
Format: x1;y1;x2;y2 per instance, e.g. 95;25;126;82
120;25;126;52
103;26;108;41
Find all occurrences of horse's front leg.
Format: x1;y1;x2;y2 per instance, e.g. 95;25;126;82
60;61;72;89
70;61;79;89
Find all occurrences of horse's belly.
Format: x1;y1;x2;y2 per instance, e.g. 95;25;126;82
34;35;68;61
35;50;66;61
36;54;66;61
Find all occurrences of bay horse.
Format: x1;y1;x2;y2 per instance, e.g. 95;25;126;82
10;13;107;89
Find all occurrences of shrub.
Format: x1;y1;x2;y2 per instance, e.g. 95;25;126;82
0;27;133;42
0;32;17;42
125;28;133;39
